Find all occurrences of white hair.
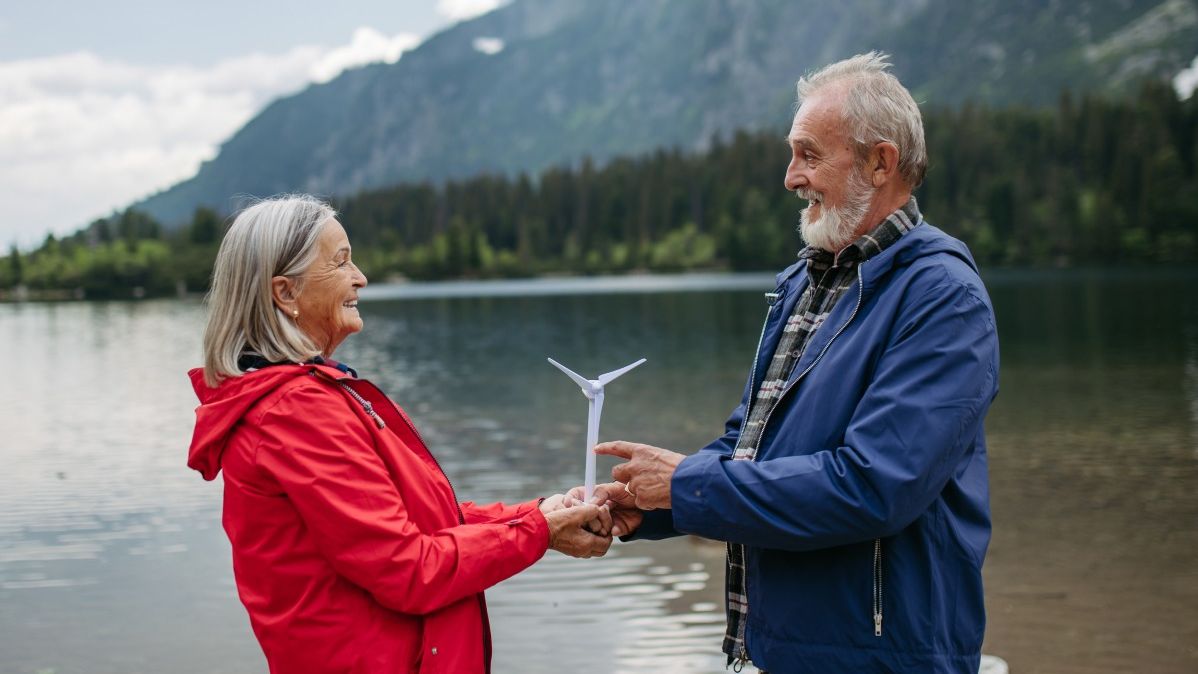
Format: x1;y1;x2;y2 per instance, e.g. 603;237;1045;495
202;194;336;387
796;51;927;187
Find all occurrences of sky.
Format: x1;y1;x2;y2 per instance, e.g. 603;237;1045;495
0;0;505;248
4;3;1197;250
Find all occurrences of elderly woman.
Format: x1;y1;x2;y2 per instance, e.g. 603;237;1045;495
186;195;610;674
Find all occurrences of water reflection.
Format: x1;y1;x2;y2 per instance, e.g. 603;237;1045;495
488;550;727;673
0;283;765;674
1;270;1196;673
982;270;1198;674
1186;330;1198;459
339;288;763;672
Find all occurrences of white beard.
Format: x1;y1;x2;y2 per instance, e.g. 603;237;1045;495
797;167;875;252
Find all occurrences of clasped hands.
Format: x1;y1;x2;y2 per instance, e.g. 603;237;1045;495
541;441;685;554
538;494;612;558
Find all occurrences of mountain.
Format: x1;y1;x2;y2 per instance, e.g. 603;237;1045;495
133;0;1198;226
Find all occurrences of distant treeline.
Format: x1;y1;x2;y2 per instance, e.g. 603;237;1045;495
4;81;1195;299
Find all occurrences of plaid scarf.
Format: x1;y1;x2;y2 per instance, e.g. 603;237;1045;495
723;198;921;667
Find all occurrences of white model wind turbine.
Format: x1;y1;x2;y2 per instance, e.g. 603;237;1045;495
548;357;646;501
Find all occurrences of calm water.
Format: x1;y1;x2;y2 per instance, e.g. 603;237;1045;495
1;270;1195;674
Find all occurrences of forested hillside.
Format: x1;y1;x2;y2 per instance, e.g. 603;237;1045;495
131;0;1198;227
6;81;1194;299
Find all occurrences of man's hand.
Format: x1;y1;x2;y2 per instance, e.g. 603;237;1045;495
565;482;645;537
544;502;613;558
594;441;684;510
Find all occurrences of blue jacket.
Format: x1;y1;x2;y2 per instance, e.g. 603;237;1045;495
634;223;999;673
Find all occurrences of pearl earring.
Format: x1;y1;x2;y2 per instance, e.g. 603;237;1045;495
292;310;299;317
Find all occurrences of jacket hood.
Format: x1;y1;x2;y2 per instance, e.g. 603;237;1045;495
884;221;980;274
187;365;335;481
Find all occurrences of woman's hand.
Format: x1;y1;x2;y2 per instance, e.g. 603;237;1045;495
541;493;613;537
543;502;613;558
566;483;644;538
539;493;568;514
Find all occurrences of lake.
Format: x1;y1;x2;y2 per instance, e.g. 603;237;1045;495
1;270;1195;674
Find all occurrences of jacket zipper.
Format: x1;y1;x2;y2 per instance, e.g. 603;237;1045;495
334;377;466;525
356;381;493;668
360;380;492;668
752;264;865;449
336;382;385;428
327;374;493;669
738;290;783;437
765;263;866;420
873;538;883;637
753;264;880;639
730;290;783;668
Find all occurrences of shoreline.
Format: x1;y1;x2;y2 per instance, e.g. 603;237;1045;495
0;270;781;304
4;265;1198;304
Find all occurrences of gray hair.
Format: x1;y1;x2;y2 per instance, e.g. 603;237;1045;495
202;194;336;387
796;51;927;187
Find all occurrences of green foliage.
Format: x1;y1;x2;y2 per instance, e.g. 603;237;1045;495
8;82;1197;300
188;207;222;245
21;235;174;299
648;223;717;271
114;209;161;243
1;245;22;287
10;207;219;298
921;80;1198;266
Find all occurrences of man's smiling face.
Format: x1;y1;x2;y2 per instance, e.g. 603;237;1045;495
784;89;875;252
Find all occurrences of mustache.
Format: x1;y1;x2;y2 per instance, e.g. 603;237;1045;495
795;188;823;202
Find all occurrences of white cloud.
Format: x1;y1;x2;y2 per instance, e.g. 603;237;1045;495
472;37;505;55
0;28;420;247
436;0;505;22
1175;54;1198;100
310;27;421;84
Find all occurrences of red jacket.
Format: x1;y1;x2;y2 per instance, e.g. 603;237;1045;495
187;363;550;673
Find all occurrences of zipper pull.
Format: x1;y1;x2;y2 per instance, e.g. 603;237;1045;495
874;612;883;637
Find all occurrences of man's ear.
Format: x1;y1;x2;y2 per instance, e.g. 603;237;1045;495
271;276;300;317
869;141;901;188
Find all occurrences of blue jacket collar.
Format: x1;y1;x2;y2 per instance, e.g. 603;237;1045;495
775;222;980;295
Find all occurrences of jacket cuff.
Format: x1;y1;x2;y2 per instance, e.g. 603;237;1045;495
521;503;552;555
518;497;545;516
621;508;678;541
669;451;717;537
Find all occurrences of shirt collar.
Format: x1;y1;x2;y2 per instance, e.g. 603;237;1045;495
311;355;358;379
237;352;358;378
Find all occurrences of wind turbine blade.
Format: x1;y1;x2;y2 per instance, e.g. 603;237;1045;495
548;357;593;391
597;358;647;385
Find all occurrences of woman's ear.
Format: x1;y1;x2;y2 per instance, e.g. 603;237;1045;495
271;276;300;318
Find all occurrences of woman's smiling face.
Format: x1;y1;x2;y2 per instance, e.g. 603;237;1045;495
294;219;368;356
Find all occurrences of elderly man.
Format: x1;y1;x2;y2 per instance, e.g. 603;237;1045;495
591;53;999;673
